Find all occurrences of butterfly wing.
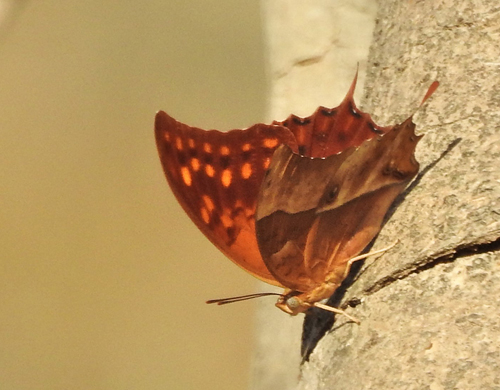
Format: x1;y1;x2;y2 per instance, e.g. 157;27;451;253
256;117;421;292
155;75;430;292
155;111;297;286
273;73;391;158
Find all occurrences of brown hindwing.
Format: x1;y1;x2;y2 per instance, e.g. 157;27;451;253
255;117;421;292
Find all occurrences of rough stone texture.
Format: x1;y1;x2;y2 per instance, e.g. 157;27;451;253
255;0;500;389
261;0;378;120
299;0;500;388
299;251;500;390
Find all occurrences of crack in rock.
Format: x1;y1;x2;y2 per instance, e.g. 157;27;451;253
348;234;500;306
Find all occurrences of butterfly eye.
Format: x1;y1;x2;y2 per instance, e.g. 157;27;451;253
286;296;300;310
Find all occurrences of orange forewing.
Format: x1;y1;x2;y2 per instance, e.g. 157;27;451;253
155;111;297;285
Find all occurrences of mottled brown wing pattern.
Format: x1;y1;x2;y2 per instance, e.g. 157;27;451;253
155;111;297;285
256;117;421;300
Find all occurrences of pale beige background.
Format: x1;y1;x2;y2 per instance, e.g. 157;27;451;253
0;1;266;389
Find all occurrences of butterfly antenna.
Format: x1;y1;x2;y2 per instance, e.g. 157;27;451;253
206;292;283;306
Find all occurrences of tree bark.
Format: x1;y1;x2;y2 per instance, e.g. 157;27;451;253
254;1;500;389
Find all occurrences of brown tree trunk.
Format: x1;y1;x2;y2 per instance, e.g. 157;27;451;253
253;1;500;389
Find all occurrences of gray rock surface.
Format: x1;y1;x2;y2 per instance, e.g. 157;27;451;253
253;1;500;389
299;251;500;390
300;0;500;388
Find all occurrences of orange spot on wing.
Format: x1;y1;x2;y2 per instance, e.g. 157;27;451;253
242;143;251;152
205;164;215;177
203;143;212;153
241;163;252;179
244;207;254;218
200;207;210;224
190;158;200;171
202;195;215;213
220;213;233;228
176;137;183;150
220;146;230;155
180;167;192;186
263;158;271;170
263;138;279;148
164;132;171;142
221;169;232;187
188;138;195;148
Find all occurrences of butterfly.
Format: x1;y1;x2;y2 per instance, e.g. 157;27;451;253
155;73;438;319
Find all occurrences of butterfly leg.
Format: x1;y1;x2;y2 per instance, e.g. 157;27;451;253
340;239;399;280
313;302;361;324
309;240;399;322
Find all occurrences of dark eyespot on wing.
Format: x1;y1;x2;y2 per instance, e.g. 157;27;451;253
292;117;311;126
320;108;336;117
369;122;385;135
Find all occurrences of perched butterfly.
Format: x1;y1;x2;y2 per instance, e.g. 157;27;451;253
155;73;438;320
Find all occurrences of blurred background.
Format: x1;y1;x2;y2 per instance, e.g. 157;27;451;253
0;1;267;389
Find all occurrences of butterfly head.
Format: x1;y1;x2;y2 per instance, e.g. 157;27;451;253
275;292;311;315
206;290;312;315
